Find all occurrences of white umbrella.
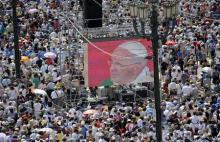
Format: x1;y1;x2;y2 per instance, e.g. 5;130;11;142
44;52;57;59
28;8;39;14
202;67;212;72
36;128;56;140
54;76;61;82
32;89;47;96
202;67;212;75
38;128;54;133
83;109;98;115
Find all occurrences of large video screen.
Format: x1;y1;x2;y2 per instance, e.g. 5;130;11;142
84;38;154;87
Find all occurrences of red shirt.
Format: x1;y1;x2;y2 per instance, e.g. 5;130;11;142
46;58;54;65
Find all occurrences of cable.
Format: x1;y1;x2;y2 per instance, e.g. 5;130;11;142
84;17;133;20
92;0;102;7
60;12;151;59
60;3;220;61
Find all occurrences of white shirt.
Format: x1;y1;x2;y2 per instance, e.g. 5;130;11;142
51;90;64;99
50;32;57;39
47;82;55;90
215;57;220;65
0;132;7;142
171;71;177;79
164;109;172;120
48;65;54;72
191;115;199;124
8;89;17;100
40;64;48;72
34;102;42;112
2;78;11;86
176;83;183;95
76;110;83;120
98;139;107;142
95;131;103;142
52;71;58;81
168;82;177;91
172;65;181;71
182;85;193;95
19;88;27;97
176;72;182;81
163;53;170;64
92;126;98;137
166;102;175;110
51;90;59;99
137;118;143;127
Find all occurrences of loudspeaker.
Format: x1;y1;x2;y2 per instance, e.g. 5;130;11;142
83;0;102;28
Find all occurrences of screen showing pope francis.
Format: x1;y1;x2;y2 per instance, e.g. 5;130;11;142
84;38;154;87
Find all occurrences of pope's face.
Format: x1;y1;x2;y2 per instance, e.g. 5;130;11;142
110;47;146;84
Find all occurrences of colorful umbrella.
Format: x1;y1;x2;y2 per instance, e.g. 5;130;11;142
44;52;57;59
83;109;98;115
165;40;176;46
28;8;39;14
21;56;29;63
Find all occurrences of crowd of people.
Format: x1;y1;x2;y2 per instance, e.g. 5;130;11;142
0;0;220;142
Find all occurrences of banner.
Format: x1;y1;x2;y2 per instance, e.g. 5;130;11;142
84;38;154;87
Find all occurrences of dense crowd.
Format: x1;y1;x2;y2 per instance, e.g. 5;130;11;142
0;0;220;142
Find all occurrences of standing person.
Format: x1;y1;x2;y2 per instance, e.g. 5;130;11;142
57;129;64;142
212;66;219;85
32;73;41;88
168;78;177;97
181;69;190;85
176;80;183;100
161;60;169;81
34;99;43;119
190;71;197;84
207;39;216;60
0;129;7;142
182;82;193;101
8;86;18;101
86;130;95;142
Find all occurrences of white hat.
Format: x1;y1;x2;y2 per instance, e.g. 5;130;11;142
57;121;61;125
109;128;115;132
81;121;85;125
204;103;209;106
119;41;147;58
194;135;200;139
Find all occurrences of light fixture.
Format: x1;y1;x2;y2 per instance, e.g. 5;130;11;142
162;1;179;19
138;5;149;19
129;3;138;18
163;2;172;19
128;1;180;142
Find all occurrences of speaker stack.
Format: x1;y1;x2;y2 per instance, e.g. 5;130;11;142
83;0;102;28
